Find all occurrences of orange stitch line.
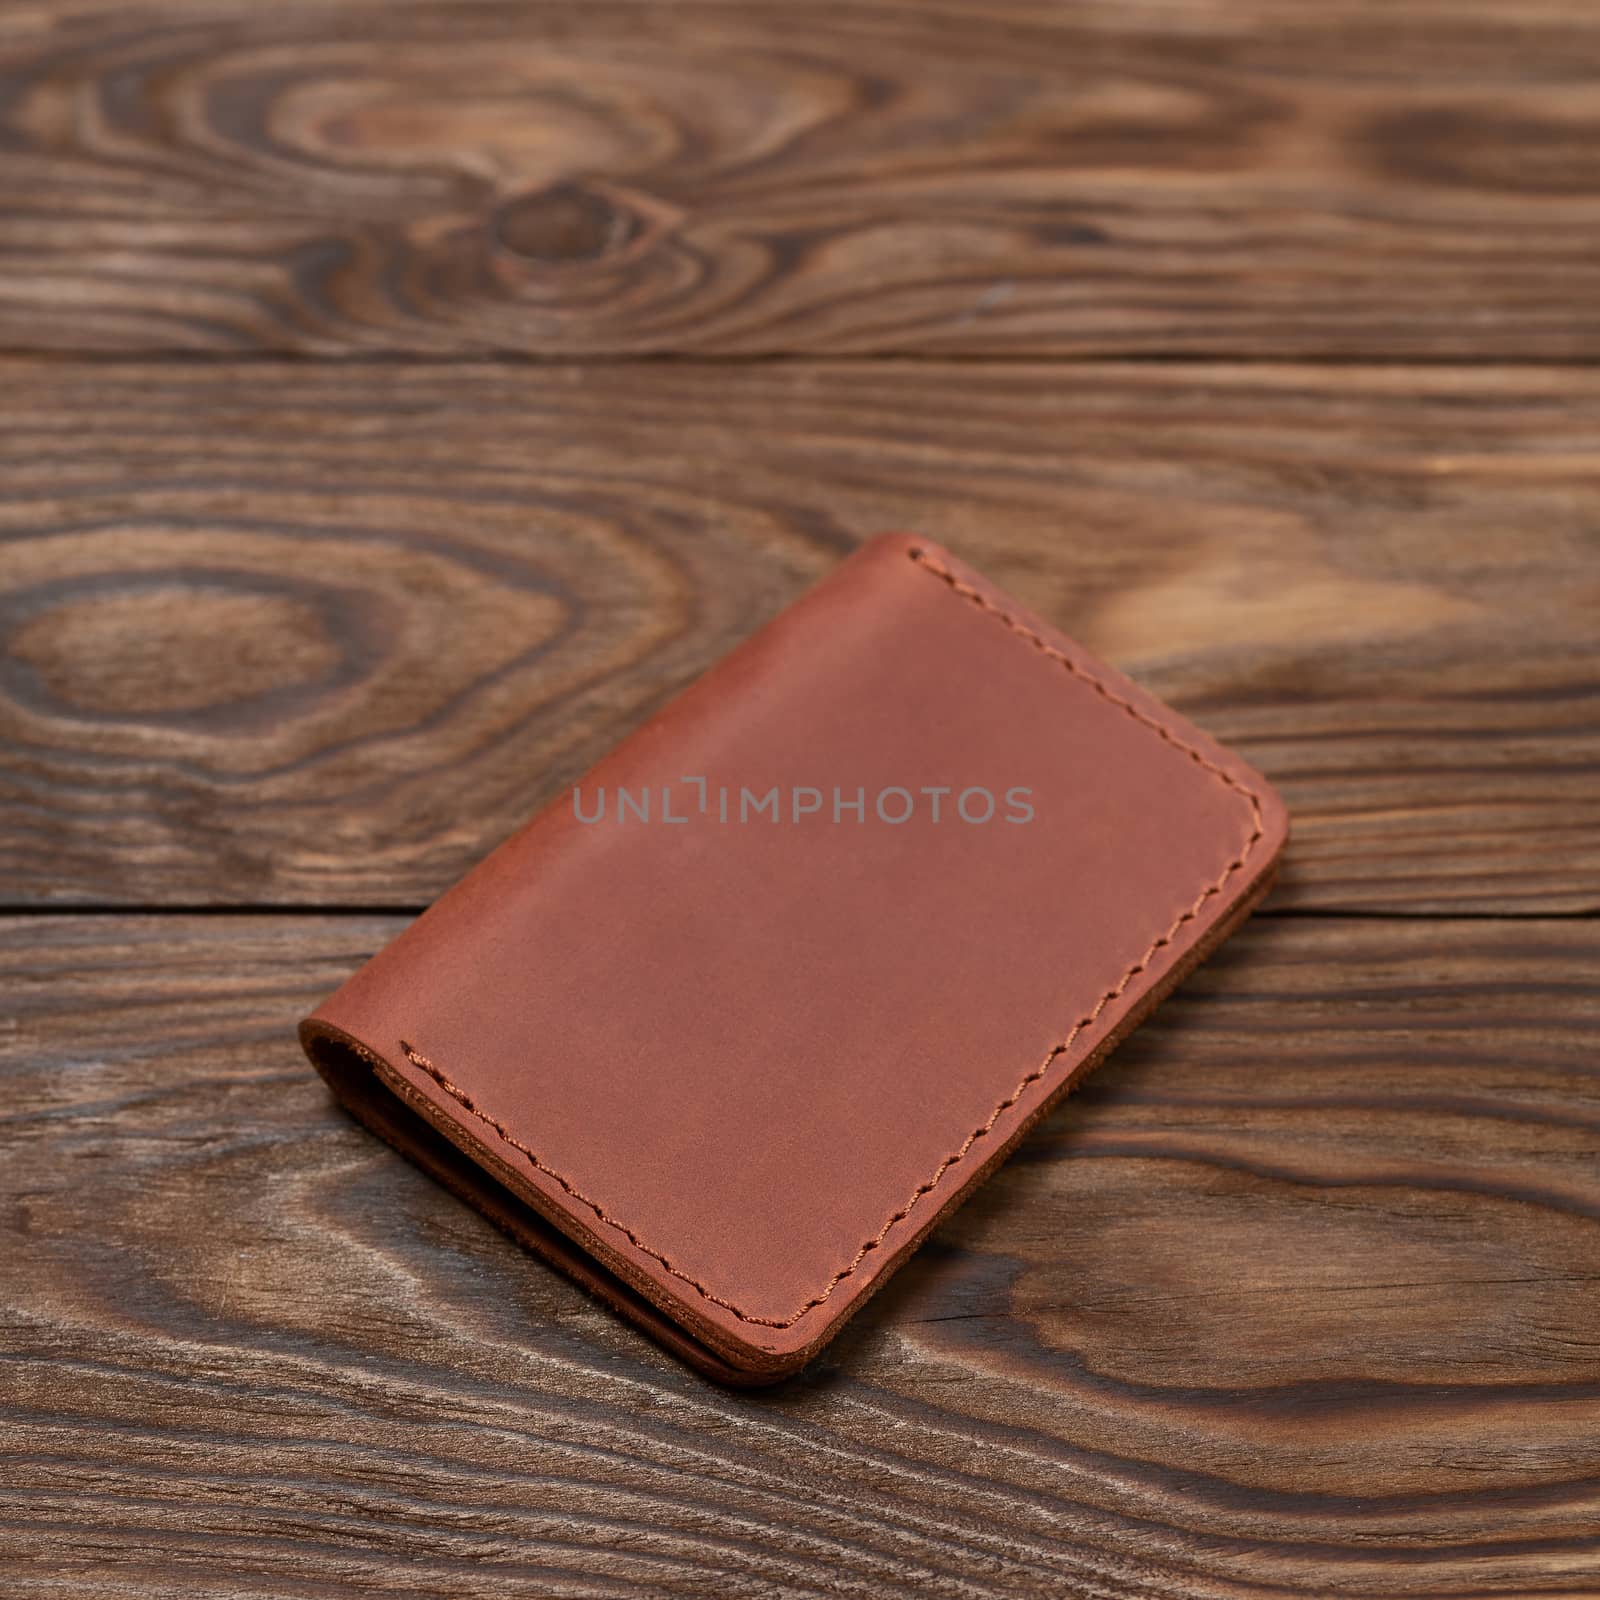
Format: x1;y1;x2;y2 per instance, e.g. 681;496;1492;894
399;545;1266;1330
398;1039;769;1324
907;547;1265;822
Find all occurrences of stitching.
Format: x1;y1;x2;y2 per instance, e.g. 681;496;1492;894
908;549;1266;815
398;545;1266;1329
398;1039;772;1325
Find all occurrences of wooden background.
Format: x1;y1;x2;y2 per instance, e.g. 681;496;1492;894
2;2;1597;1595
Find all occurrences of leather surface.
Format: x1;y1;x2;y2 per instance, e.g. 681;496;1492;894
302;533;1288;1378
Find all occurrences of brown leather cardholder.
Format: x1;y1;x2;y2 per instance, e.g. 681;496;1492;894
301;534;1287;1383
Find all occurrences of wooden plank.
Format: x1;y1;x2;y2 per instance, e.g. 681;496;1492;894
3;2;1600;356
2;359;1595;913
2;911;1597;1597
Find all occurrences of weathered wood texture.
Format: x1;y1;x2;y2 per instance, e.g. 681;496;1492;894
2;912;1597;1598
4;2;1597;1591
3;359;1596;914
3;1;1600;355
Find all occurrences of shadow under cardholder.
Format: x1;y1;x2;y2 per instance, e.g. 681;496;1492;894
301;534;1288;1382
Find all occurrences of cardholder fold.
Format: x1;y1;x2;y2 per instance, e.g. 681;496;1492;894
301;533;1288;1382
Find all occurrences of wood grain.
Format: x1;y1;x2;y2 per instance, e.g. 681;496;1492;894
4;1;1600;355
1;358;1595;913
2;911;1597;1598
5;2;1593;1593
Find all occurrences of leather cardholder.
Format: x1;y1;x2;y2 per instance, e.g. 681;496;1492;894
301;534;1288;1383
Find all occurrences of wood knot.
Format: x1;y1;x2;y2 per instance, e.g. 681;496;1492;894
494;182;636;264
